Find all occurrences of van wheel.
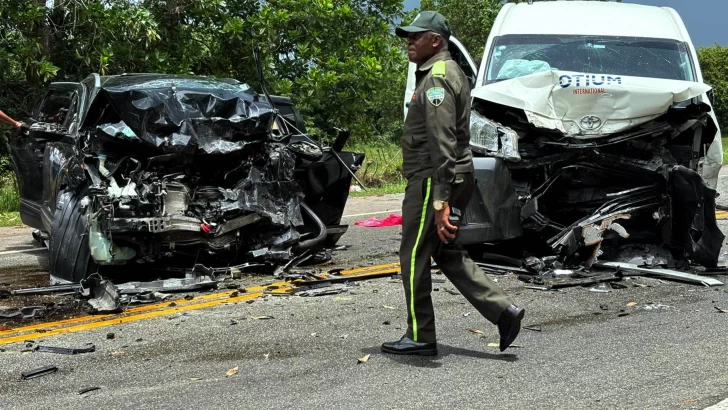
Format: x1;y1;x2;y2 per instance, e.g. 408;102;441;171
48;188;97;284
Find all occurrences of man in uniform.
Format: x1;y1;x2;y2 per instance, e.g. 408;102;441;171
381;11;524;356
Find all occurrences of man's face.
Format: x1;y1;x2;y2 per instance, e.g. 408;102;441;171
407;32;441;66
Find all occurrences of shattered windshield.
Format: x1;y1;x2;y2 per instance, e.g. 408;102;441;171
485;35;696;84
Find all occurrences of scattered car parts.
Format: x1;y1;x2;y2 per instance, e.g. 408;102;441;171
35;344;96;355
21;365;58;380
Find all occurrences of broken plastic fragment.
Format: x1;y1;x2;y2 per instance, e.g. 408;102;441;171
468;328;484;335
358;354;370;364
226;367;239;377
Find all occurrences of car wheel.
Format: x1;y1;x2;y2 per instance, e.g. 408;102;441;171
48;188;97;284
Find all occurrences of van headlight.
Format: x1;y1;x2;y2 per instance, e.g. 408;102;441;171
469;111;521;161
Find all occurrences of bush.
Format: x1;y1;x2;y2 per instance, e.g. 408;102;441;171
349;141;404;188
0;172;20;213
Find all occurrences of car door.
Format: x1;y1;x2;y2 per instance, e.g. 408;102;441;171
8;83;82;231
403;35;478;119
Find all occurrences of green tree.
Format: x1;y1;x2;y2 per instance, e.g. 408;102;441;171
0;0;407;145
698;45;728;131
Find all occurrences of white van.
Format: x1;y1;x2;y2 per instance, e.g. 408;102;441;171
404;1;724;269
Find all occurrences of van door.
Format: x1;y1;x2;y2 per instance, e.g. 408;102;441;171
403;35;478;119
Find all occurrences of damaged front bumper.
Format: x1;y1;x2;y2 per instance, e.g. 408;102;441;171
460;72;724;271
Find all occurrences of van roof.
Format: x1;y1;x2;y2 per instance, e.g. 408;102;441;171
496;1;685;41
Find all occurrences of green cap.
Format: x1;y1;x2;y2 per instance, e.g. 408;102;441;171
395;11;451;41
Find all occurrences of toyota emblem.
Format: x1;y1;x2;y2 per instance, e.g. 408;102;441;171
580;115;602;130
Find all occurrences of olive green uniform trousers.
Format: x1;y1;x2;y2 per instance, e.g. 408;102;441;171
400;174;513;343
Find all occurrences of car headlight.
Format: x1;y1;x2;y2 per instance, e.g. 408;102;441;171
469;111;521;161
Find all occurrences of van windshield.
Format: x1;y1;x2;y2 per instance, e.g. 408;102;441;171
485;35;695;84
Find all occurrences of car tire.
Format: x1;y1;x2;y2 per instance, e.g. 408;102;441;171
48;188;97;284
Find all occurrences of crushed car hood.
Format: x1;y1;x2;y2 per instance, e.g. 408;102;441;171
81;75;276;154
472;70;711;138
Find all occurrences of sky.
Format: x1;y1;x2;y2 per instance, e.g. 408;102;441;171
402;0;727;48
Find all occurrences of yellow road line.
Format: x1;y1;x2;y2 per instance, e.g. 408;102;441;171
0;290;241;335
0;292;264;345
0;263;402;345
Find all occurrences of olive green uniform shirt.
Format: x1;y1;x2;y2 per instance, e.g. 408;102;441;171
401;51;473;203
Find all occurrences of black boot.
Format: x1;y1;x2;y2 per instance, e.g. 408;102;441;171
381;336;438;356
497;305;524;352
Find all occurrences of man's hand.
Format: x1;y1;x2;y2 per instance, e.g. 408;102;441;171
435;206;457;243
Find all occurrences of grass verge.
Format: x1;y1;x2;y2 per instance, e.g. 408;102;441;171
0;211;23;227
349;181;406;198
723;138;728;165
348;141;404;187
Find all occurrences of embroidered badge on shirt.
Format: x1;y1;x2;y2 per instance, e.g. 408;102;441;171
426;87;444;106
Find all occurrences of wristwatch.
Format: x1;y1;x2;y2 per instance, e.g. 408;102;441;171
433;200;448;211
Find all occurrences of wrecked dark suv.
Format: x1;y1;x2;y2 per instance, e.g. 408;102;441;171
8;73;364;284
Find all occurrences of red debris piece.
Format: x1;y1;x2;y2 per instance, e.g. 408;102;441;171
354;213;402;227
200;224;212;233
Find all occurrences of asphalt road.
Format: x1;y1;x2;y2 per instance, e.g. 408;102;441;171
1;171;728;409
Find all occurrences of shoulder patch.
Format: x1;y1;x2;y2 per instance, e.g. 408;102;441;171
432;61;446;78
426;87;445;106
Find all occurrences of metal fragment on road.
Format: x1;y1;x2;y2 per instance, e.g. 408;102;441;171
0;306;47;320
715;306;728;313
78;386;101;395
81;276;122;314
35;344;96;355
595;261;724;287
523;325;542;332
21;365;58;380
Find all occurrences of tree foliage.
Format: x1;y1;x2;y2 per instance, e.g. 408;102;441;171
0;0;407;143
698;45;728;131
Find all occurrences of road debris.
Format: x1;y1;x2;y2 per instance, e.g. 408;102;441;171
626;302;638;307
81;276;122;314
714;306;728;313
358;354;371;364
250;315;274;320
0;306;46;320
78;387;101;395
595;262;724;287
382;305;396;310
354;214;402;227
226;367;239;377
35;344;95;355
589;287;611;293
106;333;115;340
21;365;58;380
523;325;542;332
468;328;484;335
487;343;522;349
643;303;670;311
